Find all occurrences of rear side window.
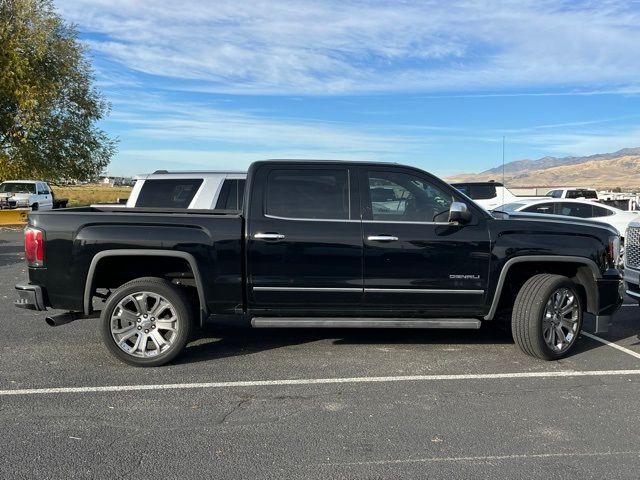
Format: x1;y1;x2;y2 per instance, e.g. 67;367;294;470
265;169;349;220
559;202;593;218
136;179;203;208
469;185;496;200
215;179;246;211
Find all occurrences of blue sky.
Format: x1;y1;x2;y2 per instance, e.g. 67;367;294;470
56;0;640;177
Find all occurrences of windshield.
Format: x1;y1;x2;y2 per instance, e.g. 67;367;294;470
494;202;526;212
0;182;35;194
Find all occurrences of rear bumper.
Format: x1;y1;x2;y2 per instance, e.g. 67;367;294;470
15;284;46;311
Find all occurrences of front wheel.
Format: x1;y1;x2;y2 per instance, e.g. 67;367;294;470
512;274;583;360
101;277;193;367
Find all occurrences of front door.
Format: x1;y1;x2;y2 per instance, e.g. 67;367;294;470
247;165;362;315
360;167;491;316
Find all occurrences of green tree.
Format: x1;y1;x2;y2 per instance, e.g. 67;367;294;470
0;0;116;181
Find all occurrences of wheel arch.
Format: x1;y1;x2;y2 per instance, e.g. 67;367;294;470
84;249;207;324
485;256;601;320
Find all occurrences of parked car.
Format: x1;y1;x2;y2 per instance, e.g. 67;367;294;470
494;198;639;240
623;220;640;303
121;171;246;209
0;180;64;210
15;160;622;366
545;188;599;200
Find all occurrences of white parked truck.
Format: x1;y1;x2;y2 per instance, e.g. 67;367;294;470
0;180;57;210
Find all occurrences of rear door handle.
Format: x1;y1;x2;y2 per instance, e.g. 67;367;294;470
367;235;399;242
254;233;286;240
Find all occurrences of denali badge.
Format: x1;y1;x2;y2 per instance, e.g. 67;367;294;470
449;274;480;279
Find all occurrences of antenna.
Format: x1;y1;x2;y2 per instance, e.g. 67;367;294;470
502;136;506;205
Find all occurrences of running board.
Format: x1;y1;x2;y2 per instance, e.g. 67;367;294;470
251;318;481;329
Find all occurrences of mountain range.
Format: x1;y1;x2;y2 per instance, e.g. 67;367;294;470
446;147;640;189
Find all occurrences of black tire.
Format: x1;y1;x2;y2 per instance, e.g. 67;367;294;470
511;274;583;360
101;277;193;367
31;203;38;211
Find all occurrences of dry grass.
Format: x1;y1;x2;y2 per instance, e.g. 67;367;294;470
53;185;133;207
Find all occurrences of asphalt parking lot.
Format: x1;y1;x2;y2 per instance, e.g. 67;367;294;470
1;230;640;479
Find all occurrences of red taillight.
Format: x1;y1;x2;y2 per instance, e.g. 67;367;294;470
24;227;44;267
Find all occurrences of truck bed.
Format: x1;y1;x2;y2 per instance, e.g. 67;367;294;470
27;206;244;315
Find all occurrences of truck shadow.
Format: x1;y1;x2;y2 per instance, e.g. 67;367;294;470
177;314;640;365
178;323;514;365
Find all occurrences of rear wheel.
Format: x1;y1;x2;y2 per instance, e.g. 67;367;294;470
101;277;193;367
512;274;582;360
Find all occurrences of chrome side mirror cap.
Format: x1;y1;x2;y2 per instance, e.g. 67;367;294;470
449;201;472;224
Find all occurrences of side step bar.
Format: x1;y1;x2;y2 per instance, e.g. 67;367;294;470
251;318;481;329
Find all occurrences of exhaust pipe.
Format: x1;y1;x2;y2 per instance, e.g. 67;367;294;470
45;311;83;327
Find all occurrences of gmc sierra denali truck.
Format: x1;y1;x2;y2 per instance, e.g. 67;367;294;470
15;160;623;366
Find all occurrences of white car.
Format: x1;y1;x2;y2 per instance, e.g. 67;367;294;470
495;198;639;239
0;180;54;211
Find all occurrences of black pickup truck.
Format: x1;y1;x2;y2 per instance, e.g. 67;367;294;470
15;160;623;366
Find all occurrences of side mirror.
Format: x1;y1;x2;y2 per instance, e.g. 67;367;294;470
448;202;472;224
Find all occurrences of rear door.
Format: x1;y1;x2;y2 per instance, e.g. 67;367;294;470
360;166;491;316
247;164;362;314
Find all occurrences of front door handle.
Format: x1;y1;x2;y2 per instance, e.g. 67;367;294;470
367;235;399;242
254;232;286;240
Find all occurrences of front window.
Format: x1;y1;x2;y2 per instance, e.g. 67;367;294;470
0;182;36;194
367;171;455;222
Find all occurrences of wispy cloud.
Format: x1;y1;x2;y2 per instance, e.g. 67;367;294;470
58;0;640;95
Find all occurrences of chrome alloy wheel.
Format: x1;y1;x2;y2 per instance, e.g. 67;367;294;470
542;287;580;353
110;291;179;358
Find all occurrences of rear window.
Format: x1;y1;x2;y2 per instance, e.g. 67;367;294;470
566;189;597;199
469;185;497;200
136;179;203;208
215;179;246;211
265;169;350;220
453;184;496;200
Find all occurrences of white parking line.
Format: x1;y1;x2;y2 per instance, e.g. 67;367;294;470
319;450;640;467
582;331;640;360
621;304;637;307
1;369;640;396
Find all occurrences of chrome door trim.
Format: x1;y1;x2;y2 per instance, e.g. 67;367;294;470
365;288;484;294
264;214;360;223
253;286;363;292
